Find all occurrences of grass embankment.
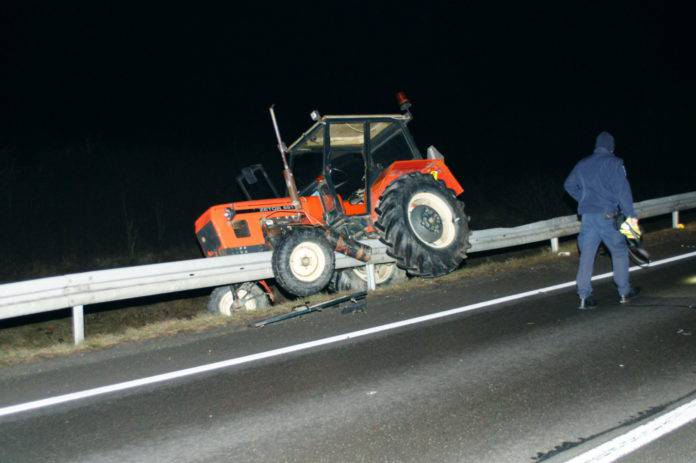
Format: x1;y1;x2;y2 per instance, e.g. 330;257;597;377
1;221;694;367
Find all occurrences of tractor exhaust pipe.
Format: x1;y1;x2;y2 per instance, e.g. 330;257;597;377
323;228;372;263
269;105;301;209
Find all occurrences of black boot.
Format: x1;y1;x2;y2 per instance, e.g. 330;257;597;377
619;287;641;304
579;297;598;310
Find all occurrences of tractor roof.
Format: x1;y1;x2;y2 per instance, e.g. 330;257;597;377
288;114;410;154
320;114;410;121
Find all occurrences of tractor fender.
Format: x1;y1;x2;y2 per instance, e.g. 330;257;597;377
370;159;464;220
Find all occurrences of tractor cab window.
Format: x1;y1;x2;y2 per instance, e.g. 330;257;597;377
290;149;323;195
327;150;364;198
289;124;324;195
326;121;369;199
370;124;417;172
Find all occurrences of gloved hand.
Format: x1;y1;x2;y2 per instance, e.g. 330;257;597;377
620;216;641;240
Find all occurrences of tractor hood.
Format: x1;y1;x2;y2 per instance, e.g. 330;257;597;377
229;197;297;212
194;197;296;234
194;195;325;235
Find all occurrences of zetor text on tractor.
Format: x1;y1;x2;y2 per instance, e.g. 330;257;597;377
195;93;471;313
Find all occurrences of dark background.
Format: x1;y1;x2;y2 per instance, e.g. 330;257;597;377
1;1;694;281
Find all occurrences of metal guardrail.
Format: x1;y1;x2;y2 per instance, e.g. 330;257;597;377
1;191;695;344
469;191;696;253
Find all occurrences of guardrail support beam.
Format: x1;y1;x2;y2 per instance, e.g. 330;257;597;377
72;305;84;345
550;237;559;253
365;263;376;291
672;210;680;228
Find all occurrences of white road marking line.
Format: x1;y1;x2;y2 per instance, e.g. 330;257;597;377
564;398;696;463
1;250;695;419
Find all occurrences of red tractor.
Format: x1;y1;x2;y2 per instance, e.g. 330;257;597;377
195;94;471;314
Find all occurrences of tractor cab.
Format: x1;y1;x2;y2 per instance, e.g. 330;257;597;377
288;114;421;229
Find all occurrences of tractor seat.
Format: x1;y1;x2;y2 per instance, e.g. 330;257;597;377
348;188;366;205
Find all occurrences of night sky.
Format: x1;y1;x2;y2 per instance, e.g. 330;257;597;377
1;1;694;274
4;3;692;151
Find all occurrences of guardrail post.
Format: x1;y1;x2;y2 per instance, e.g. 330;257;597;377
365;263;376;291
72;305;84;345
550;237;559;253
672;210;680;229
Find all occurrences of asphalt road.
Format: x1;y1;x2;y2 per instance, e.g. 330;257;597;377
1;239;696;462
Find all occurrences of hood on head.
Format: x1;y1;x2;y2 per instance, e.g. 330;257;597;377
595;131;615;153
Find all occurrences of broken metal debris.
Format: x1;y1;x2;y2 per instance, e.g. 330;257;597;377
253;291;367;327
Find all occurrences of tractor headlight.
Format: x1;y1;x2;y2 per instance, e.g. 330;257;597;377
224;207;235;220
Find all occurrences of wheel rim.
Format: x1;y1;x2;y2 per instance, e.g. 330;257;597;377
352;263;395;284
289;241;327;282
218;289;235;317
407;192;456;248
235;287;258;311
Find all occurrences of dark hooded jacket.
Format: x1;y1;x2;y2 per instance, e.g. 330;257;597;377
564;131;636;217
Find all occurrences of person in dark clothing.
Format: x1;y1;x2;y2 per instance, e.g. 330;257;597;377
564;131;640;309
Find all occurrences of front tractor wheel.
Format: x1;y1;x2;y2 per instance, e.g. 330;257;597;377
330;263;407;292
272;228;335;297
208;282;271;316
376;173;471;277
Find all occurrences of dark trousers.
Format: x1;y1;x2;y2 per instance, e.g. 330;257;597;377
576;213;630;298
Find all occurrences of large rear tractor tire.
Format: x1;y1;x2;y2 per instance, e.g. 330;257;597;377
272;227;335;297
208;282;270;316
376;173;471;277
330;263;407;292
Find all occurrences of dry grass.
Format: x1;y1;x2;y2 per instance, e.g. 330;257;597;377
1;220;694;367
0;289;357;367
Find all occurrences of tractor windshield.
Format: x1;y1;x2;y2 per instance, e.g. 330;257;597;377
288;123;323;194
291;148;323;194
